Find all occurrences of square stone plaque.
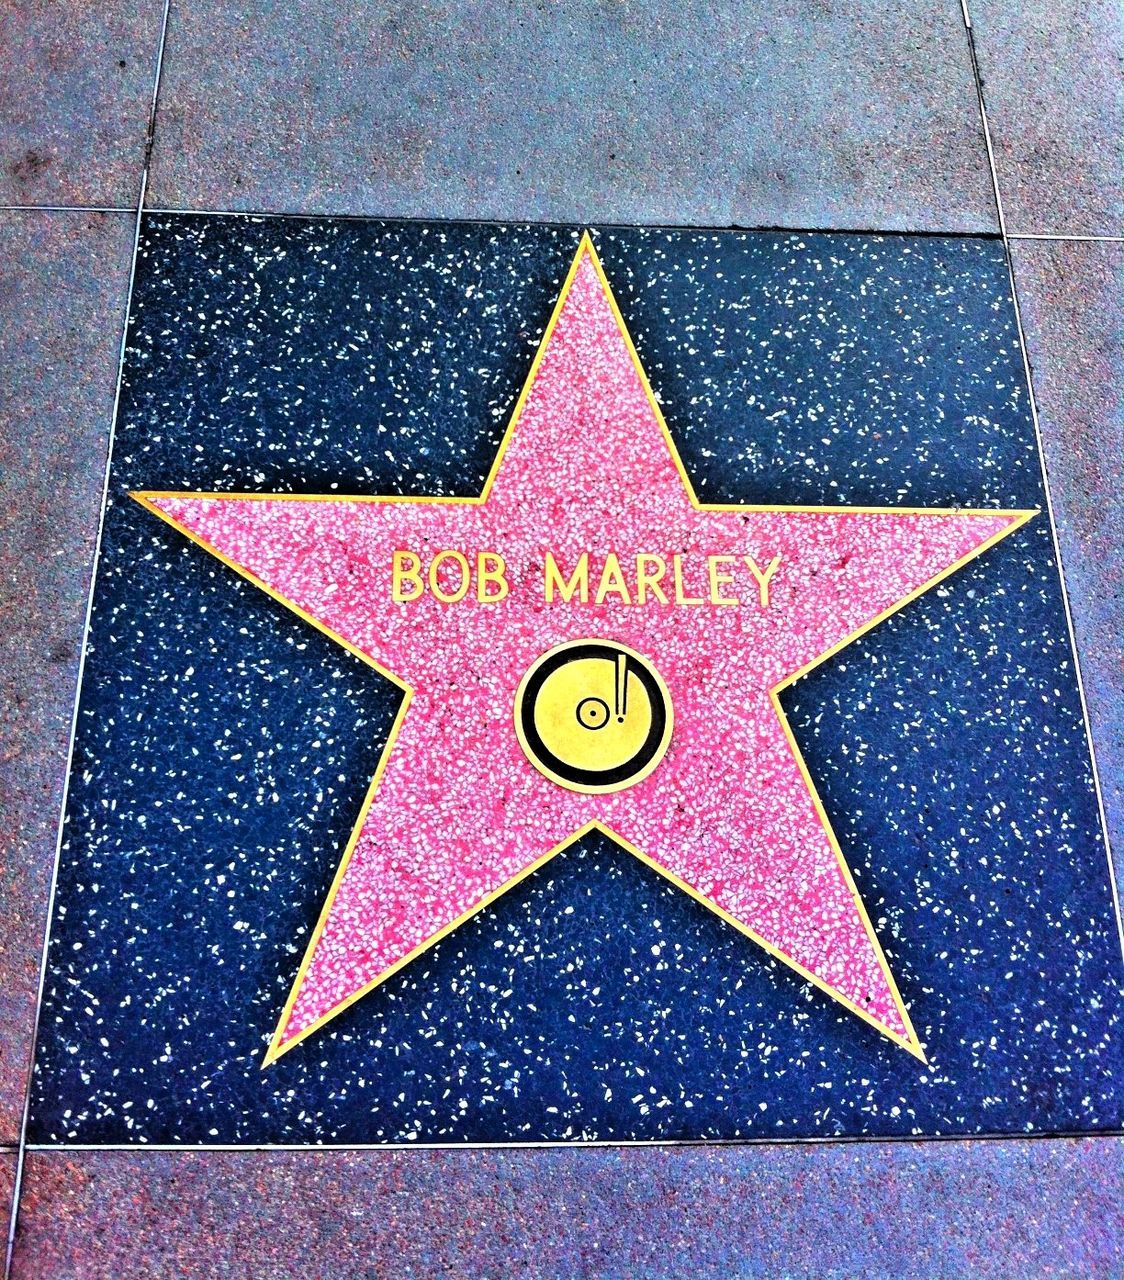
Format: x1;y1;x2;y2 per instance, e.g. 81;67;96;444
29;217;1121;1146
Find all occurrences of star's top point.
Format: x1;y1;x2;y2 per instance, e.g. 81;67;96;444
480;234;699;519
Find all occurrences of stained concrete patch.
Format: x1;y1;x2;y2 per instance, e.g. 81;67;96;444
0;1;165;207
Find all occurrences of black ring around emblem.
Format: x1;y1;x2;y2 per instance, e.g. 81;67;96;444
518;642;669;789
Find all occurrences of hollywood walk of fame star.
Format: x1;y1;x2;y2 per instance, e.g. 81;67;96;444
133;235;1033;1066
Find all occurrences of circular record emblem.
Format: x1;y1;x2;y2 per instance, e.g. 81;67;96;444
514;639;673;793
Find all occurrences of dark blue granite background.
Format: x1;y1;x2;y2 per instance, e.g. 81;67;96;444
29;217;1121;1144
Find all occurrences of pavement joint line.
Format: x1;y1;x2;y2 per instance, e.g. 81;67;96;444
20;1128;1124;1155
2;3;172;1275
139;206;1004;237
4;204;1121;245
961;0;1124;963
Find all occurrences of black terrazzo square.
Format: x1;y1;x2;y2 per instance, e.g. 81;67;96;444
29;216;1122;1146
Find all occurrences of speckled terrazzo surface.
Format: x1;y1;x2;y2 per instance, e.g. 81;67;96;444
25;217;1121;1147
141;248;1026;1066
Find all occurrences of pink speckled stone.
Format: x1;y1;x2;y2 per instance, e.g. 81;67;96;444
144;247;1024;1059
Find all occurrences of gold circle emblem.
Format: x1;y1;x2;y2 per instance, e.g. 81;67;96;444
514;639;673;793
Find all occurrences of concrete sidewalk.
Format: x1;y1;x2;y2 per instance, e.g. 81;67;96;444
1;3;1121;1276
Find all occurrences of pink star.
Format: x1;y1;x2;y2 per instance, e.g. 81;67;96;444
135;236;1032;1065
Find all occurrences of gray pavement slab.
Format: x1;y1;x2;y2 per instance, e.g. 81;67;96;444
1012;237;1124;873
146;0;997;231
0;1;164;209
972;0;1124;236
0;210;135;1143
11;1140;1124;1278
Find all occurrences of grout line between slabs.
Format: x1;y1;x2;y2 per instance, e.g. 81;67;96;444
2;4;173;1275
960;3;1124;959
2;197;151;1269
137;207;1005;238
19;1127;1124;1156
2;201;1003;238
1;212;1119;248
